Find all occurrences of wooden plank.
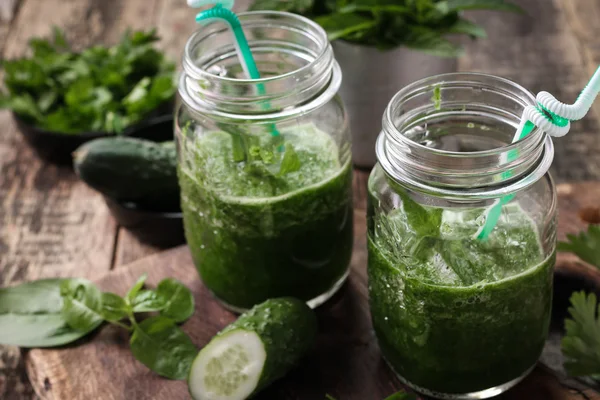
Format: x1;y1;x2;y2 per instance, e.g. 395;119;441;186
458;0;600;182
0;0;164;398
113;229;162;267
24;180;600;399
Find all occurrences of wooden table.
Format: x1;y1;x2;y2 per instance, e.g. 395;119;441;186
0;0;599;398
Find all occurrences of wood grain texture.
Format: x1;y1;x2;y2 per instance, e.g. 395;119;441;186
24;200;600;400
458;0;600;182
0;0;164;398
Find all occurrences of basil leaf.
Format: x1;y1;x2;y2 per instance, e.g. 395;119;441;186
126;274;148;304
395;187;443;238
60;279;104;332
130;316;197;380
249;0;314;13
156;279;195;323
132;290;167;313
315;13;377;41
277;144;302;176
101;292;129;322
0;279;99;347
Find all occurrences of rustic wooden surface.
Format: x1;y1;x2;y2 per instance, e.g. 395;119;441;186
1;0;600;398
21;195;600;400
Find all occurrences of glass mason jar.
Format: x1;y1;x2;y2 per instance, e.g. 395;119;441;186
176;11;353;312
368;73;556;399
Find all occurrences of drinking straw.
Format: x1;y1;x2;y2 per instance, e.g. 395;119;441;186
476;66;600;240
189;0;281;138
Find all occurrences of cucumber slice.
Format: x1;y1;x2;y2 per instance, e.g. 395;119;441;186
188;298;317;400
188;329;266;400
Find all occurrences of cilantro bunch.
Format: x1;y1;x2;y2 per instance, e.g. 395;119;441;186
249;0;523;56
0;28;176;134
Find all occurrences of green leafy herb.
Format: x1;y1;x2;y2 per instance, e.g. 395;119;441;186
130;316;198;380
561;291;600;377
0;274;198;380
384;391;417;400
277;144;302;176
60;278;104;332
155;278;195;323
100;292;129;322
396;186;442;238
0;28;175;133
250;0;523;55
126;274;148;304
131;290;167;313
558;225;600;269
0;279;101;347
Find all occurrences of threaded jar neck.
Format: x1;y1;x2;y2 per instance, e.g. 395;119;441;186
179;11;340;121
377;73;554;200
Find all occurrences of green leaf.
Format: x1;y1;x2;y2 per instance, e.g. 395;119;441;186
393;184;443;238
404;26;464;57
100;292;129;322
561;291;600;377
0;279;100;347
278;144;302;176
558;225;600;269
130;316;197;379
249;0;314;13
126;274;148;304
315;13;378;41
156;279;195;323
1;94;44;122
325;395;337;400
60;279;104;332
384;390;417;400
436;0;524;14
447;18;487;38
131;290;167;313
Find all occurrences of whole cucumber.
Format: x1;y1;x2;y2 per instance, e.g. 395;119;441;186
73;137;179;210
188;297;317;400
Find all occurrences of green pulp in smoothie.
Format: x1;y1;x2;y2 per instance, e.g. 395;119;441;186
368;193;554;395
179;124;353;310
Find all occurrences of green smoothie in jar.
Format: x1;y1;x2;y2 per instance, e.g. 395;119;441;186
367;73;557;399
179;124;353;310
176;11;353;311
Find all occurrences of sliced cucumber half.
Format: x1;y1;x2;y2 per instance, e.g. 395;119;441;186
189;329;266;400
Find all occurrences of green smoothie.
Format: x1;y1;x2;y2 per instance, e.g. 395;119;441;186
368;187;554;395
179;124;353;310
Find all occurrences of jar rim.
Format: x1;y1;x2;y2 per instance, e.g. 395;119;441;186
182;11;328;84
383;72;542;157
377;72;555;200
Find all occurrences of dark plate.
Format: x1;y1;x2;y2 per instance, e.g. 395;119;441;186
104;196;185;248
14;103;174;164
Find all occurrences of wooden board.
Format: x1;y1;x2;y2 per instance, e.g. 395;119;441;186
23;182;600;400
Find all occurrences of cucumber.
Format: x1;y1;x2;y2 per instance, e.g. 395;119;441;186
188;297;317;400
73;137;179;210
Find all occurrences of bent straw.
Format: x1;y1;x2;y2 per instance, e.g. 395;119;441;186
476;66;600;240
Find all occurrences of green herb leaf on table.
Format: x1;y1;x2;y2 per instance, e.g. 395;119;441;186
131;290;167;313
126;273;148;304
100;292;129;322
0;279;100;347
60;279;104;332
558;225;600;269
156;278;195;323
384;391;417;400
435;0;524;14
561;291;600;377
130;316;198;380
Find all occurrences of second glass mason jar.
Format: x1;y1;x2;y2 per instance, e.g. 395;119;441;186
176;11;353;311
368;74;557;399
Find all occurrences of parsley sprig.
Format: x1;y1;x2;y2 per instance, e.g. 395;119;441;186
562;291;600;378
0;28;176;134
